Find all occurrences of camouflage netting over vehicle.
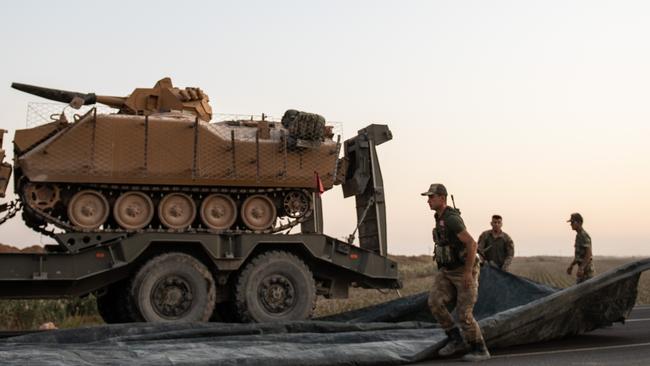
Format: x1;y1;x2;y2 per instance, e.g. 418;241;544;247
0;259;647;366
3;78;344;235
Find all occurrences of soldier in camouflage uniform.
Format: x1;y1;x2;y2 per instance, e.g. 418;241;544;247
566;213;594;284
422;183;490;362
477;215;514;272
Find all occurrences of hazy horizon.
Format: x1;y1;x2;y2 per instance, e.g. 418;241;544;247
1;1;649;257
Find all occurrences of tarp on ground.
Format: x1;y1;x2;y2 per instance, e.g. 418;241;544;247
0;259;647;366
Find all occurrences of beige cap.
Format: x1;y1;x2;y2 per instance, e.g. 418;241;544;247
567;213;583;224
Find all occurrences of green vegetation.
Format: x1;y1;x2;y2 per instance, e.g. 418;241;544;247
0;297;102;330
0;256;647;330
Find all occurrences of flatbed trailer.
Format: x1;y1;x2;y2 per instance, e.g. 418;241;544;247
0;230;399;322
0;124;400;323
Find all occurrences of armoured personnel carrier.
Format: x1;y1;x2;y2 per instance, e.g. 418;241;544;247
3;78;342;235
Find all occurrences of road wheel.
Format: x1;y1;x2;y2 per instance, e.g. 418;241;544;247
200;194;237;230
235;251;316;322
131;253;216;322
158;193;196;230
113;191;154;230
241;194;276;231
67;190;109;230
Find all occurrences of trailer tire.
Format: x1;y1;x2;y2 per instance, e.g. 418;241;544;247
130;253;216;322
235;251;316;322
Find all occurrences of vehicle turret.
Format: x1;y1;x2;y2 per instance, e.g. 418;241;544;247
11;77;212;121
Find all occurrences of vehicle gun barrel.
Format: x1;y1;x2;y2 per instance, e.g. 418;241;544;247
11;82;127;109
11;82;98;105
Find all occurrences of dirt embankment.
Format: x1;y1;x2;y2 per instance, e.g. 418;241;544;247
0;244;44;254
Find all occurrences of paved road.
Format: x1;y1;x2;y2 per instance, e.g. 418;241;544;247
416;306;650;365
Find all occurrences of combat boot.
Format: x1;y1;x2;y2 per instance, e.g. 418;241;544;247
461;338;490;362
438;327;465;357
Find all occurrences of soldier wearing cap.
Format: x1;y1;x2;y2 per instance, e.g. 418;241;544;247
566;213;594;284
477;215;514;272
422;183;490;361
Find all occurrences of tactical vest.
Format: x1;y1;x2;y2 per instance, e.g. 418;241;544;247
574;229;591;264
480;231;511;267
433;207;466;269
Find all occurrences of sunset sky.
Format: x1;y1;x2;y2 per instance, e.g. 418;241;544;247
0;1;649;256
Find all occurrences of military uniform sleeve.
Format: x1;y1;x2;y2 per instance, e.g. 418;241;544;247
502;233;514;271
445;214;466;235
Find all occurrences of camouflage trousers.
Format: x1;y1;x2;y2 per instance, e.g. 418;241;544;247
427;261;483;344
577;261;595;284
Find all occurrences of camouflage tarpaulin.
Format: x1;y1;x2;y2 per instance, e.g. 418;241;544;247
0;258;648;366
321;262;558;323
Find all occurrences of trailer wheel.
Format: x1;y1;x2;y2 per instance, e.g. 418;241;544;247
235;251;316;322
130;253;216;322
96;280;140;323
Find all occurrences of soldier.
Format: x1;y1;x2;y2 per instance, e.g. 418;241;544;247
477;215;514;272
566;213;594;284
422;183;490;361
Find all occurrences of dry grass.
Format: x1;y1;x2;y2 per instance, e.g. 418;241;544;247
0;256;647;329
314;254;433;317
508;256;650;305
314;256;650;317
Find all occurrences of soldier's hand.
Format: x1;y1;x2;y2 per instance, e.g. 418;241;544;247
477;252;487;262
577;268;584;277
463;271;473;289
566;265;573;275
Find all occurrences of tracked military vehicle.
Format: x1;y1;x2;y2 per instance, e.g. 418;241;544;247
3;78;341;235
0;81;397;323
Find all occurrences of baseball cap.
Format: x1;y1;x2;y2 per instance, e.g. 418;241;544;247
567;213;583;224
421;183;448;196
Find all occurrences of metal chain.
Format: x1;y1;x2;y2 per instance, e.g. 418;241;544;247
0;200;23;226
